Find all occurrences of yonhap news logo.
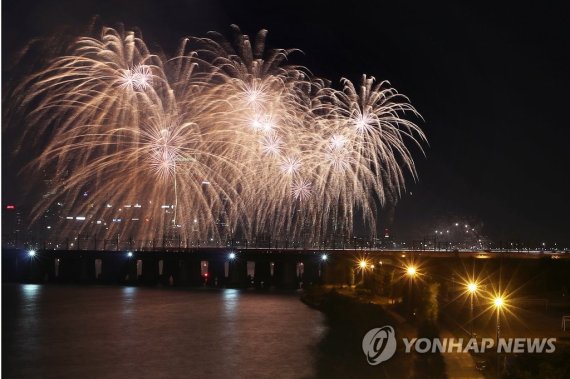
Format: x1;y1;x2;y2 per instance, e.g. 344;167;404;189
362;326;398;365
362;326;556;365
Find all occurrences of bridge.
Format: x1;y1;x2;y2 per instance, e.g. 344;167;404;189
2;247;568;289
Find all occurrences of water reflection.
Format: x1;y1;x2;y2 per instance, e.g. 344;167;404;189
22;284;41;299
223;288;239;316
121;286;137;316
3;285;324;378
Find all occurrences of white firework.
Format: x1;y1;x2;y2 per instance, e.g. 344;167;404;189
261;133;283;156
280;156;302;175
119;64;153;91
292;179;311;201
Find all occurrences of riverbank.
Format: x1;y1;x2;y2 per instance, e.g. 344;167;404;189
301;286;434;378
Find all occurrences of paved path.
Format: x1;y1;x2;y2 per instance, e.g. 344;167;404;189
439;329;484;379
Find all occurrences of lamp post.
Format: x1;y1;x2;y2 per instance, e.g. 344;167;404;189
406;265;417;317
494;296;504;378
359;260;367;284
467;282;478;337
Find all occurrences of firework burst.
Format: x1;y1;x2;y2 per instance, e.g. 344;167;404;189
7;24;426;245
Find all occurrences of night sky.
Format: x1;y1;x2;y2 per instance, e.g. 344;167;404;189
3;1;569;244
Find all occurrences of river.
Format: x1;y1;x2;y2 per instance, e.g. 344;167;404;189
2;284;326;378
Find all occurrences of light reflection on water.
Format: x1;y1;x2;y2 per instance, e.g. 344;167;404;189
3;285;325;378
223;288;239;315
22;283;42;298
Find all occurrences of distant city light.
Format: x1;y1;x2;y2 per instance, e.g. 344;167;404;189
228;252;236;260
127;251;133;257
28;250;36;257
321;254;328;261
75;216;86;221
6;205;15;209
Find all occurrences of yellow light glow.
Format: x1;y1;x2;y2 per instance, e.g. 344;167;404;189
494;296;504;308
406;266;417;277
467;282;478;294
359;260;367;269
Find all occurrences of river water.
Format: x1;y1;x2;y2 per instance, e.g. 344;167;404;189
2;284;326;378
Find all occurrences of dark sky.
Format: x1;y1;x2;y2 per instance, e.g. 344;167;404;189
2;0;569;245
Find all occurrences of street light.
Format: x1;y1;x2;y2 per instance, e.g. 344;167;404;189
406;265;418;317
28;250;36;257
493;295;505;377
321;254;328;261
467;282;478;337
228;252;236;260
359;260;368;284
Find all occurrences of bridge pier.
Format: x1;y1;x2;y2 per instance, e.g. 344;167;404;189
302;260;320;285
227;259;247;287
253;260;272;288
274;260;298;289
141;256;159;285
209;258;226;287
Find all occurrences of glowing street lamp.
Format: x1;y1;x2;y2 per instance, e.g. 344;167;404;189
28;250;36;258
467;282;478;336
228;252;236;260
405;265;418;318
318;254;328;279
493;295;505;376
358;260;368;284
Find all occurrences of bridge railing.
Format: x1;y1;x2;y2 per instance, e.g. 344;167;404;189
3;235;561;254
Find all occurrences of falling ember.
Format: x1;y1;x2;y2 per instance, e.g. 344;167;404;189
325;148;352;172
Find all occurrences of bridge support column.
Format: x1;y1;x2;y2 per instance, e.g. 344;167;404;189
141;256;159;285
302;260;320;285
209;259;226;287
254;260;271;288
228;259;247;288
274;261;298;289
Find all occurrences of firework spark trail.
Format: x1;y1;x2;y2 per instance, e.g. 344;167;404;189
8;24;427;245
